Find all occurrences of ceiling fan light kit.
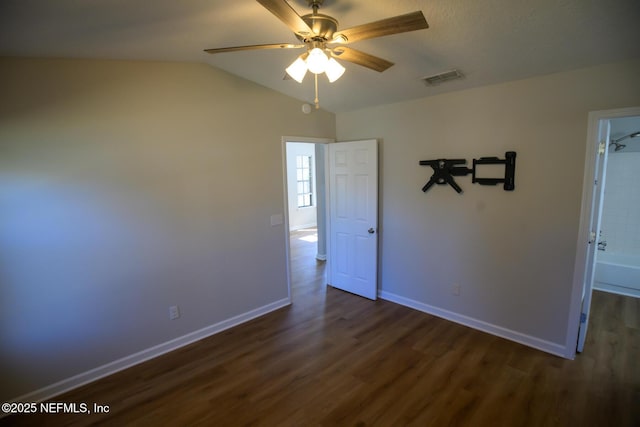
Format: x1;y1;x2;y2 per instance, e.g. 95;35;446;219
286;56;308;83
325;58;345;82
205;0;429;108
306;47;330;73
284;37;346;88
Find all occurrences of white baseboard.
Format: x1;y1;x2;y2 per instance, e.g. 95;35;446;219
594;282;640;298
290;222;317;231
378;290;568;359
9;298;291;405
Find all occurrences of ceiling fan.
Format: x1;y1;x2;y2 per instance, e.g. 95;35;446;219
204;0;429;108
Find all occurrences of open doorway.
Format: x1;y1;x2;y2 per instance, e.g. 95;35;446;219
570;106;640;355
282;137;379;303
594;115;640;298
283;138;331;302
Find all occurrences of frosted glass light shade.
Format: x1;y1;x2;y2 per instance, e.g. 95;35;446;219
325;58;345;82
286;57;308;83
306;48;329;74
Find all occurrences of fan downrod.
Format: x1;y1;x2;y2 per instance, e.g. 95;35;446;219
307;0;325;14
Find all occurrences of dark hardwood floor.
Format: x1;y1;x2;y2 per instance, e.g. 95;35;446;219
3;228;638;426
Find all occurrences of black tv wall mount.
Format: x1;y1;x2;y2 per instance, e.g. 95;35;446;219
420;151;516;194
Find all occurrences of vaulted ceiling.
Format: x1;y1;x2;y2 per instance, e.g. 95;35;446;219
2;0;639;112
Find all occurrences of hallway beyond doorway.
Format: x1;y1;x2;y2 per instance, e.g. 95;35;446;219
289;227;326;300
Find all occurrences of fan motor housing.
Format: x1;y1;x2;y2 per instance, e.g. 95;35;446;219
297;13;338;41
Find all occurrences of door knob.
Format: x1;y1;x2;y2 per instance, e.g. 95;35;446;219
368;228;375;234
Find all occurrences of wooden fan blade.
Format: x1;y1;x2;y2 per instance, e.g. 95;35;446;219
331;47;393;72
204;43;304;54
331;11;428;44
256;0;314;37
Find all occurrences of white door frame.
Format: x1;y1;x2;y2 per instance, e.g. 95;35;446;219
281;136;333;302
576;118;610;353
566;106;640;358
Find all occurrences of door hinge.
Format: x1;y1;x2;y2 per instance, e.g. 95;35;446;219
598;141;606;154
588;231;596;244
580;312;587;324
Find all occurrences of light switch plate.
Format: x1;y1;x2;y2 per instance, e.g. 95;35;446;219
270;214;284;226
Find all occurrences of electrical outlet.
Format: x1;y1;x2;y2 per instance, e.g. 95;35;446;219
169;305;180;320
452;284;461;296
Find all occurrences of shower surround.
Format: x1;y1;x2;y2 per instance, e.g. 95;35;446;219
596;150;640;297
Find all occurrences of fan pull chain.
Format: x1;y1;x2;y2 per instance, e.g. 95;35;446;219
314;73;320;109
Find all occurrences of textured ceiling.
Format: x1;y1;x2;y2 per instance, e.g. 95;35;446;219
2;0;639;112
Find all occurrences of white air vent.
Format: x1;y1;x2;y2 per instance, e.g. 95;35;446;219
422;69;464;86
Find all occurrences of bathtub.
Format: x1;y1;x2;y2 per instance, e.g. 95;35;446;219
594;252;640;298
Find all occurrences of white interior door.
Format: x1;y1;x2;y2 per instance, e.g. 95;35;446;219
577;119;610;352
328;139;378;300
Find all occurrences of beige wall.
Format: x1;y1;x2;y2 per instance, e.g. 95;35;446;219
0;57;335;401
336;60;640;354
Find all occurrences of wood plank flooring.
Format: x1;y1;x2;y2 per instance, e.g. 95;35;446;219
3;228;638;426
